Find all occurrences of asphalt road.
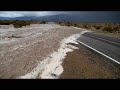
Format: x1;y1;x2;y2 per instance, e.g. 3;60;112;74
77;32;120;65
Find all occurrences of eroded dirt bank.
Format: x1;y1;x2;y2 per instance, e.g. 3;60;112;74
60;45;120;79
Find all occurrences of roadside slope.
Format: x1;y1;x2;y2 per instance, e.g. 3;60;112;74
60;44;120;79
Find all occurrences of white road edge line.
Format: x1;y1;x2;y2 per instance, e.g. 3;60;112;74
77;40;120;65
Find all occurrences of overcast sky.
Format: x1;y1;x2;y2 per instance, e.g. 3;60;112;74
0;11;120;18
0;11;70;17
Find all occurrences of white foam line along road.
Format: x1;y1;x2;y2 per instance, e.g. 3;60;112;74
77;40;120;65
19;32;86;79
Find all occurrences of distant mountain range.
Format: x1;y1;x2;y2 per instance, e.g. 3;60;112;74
0;12;120;23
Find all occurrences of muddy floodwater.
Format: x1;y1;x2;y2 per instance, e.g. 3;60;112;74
0;24;82;78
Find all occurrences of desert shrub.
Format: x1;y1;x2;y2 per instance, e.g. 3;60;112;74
0;20;11;25
57;22;64;26
112;26;120;32
78;24;83;28
83;24;88;28
73;23;78;27
95;26;101;29
0;20;46;28
58;22;62;24
103;26;114;33
65;21;71;26
14;24;23;28
13;20;31;28
57;21;75;27
40;21;47;24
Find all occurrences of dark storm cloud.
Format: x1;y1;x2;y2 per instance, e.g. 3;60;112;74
0;11;120;18
0;11;120;22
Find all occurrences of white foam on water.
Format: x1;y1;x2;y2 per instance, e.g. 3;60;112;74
19;31;87;79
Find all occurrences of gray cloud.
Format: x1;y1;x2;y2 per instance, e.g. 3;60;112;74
0;11;120;19
0;11;72;18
